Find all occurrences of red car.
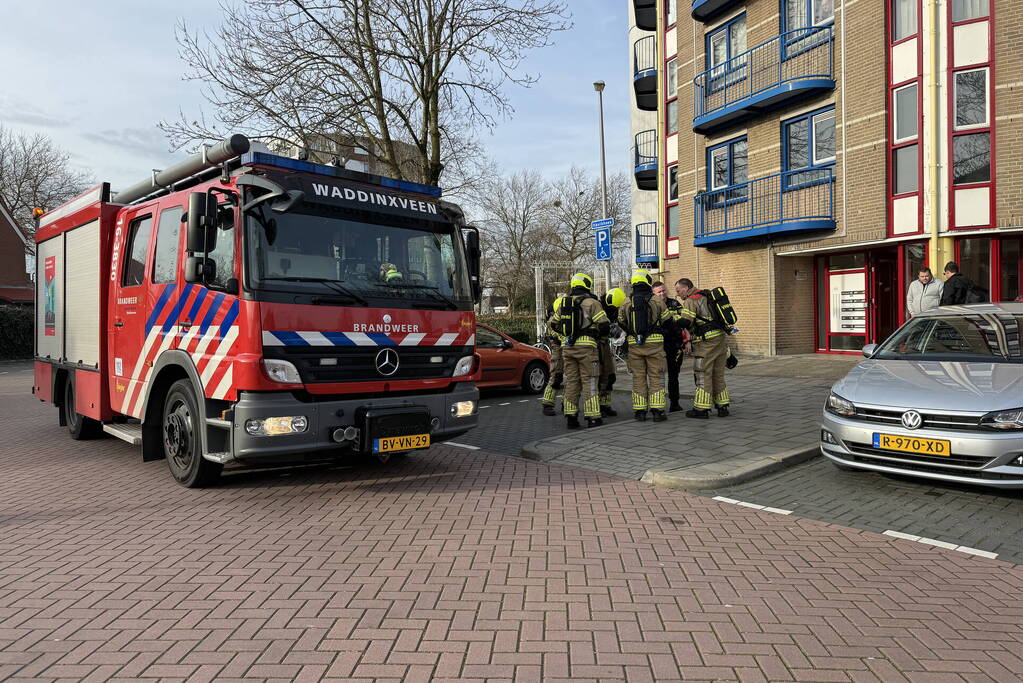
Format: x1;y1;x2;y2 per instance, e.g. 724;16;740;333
475;324;551;393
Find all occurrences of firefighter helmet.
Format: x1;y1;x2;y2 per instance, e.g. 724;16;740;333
631;269;653;286
570;272;593;290
604;287;626;308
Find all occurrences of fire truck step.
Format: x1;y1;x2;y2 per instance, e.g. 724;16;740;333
103;423;143;446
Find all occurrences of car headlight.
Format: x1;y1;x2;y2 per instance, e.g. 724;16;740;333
452;355;475;377
263;358;302;384
826;393;856;417
980;408;1023;430
245;416;308;436
451;400;476;418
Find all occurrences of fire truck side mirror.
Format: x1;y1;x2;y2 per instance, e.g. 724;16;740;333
184;256;215;284
186;192;218;253
462;227;481;303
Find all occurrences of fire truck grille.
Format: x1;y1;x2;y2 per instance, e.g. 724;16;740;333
263;345;472;383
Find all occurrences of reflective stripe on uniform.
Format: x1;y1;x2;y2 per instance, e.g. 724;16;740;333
542;385;557;405
695;329;725;342
694;387;713;410
627;334;664;345
649;389;666;410
632;392;648;410
715;388;730;407
583;395;601;418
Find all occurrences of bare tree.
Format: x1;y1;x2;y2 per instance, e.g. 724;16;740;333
162;0;569;193
543;168;631;267
0;125;94;244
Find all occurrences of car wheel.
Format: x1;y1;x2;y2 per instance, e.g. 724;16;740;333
65;376;102;440
522;361;549;394
163;379;222;488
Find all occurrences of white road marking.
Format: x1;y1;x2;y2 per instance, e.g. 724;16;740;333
499;402;511;406
712;496;792;515
479;405;491;409
445;442;480;450
883;530;998;559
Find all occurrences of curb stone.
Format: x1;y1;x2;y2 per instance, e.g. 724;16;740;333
640;446;821;490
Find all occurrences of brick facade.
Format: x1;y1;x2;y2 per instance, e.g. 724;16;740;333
0;199;33;304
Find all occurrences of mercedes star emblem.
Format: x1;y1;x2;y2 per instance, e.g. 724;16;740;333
375;348;399;376
901;410;923;430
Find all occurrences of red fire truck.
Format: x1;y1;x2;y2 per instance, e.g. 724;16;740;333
32;135;482;487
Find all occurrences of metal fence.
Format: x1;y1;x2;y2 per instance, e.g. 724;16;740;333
634;130;658;170
694;167;834;243
694;26;833;120
635;222;659;263
633;35;657;78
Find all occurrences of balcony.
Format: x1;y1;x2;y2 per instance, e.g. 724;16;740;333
633;36;658;111
691;0;744;22
693;26;834;135
633;0;657;31
634;130;658;191
635;223;659;265
693;168;835;246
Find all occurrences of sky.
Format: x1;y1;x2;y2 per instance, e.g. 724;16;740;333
0;1;631;192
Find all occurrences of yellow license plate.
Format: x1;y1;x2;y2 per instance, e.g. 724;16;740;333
373;433;431;453
872;433;951;457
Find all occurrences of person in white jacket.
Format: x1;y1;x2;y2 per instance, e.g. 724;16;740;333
906;267;944;316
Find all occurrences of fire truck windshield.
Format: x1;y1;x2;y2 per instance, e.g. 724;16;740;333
245;204;473;310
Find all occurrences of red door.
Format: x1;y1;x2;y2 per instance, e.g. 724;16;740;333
868;248;899;344
109;206;159;417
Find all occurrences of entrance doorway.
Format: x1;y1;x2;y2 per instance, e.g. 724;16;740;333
870;248;899;343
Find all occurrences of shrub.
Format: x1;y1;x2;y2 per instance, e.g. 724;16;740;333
477;313;538;344
0;305;33;360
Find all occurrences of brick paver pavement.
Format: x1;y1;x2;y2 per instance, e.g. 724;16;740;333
2;368;1023;681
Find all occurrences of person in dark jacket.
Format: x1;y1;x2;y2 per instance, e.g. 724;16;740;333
940;261;973;306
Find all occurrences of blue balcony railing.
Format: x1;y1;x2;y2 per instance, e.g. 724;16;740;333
691;0;743;21
633;36;658;111
694;168;836;246
635;222;659;264
693;26;834;134
634;130;658;191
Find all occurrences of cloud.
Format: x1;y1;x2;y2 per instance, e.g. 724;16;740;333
0;97;73;128
81;125;172;159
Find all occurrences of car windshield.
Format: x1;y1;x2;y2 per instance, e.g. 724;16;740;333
246;203;472;309
875;313;1023;363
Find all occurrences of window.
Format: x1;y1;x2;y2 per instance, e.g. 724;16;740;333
958;237;991;293
666;0;676;26
667;203;680;239
893;144;919;194
666;57;677;96
785;0;834;28
954;69;988;129
706;137;748;199
476;326;505;348
667;165;679;240
122;215;152;287
152;206;183;284
668;166;678;202
894;84;918;141
666;99;678;135
892;0;918;40
952;0;988;22
783;108;835;185
953;133;990;184
206;201;237;292
706;14;747;83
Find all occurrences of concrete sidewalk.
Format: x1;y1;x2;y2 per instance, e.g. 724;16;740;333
529;354;860;488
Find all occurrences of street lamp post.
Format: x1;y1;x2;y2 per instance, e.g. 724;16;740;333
593;80;613;293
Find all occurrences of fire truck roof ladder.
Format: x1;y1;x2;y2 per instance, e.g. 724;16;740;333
114;134;251;205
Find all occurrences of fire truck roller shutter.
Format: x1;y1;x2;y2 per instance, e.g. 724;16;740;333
64;220;102;367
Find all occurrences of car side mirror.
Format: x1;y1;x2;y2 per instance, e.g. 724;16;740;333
184;256;215;284
502;338;513;349
862;343;878;358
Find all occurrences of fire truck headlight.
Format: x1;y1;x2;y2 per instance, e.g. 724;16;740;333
450;401;475;418
452;355;474;377
245;416;308;436
263;359;301;384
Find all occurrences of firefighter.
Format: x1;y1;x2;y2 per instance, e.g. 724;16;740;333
676;278;729;418
541;299;565;416
597;287;627;417
548;273;609;429
618;270;674;422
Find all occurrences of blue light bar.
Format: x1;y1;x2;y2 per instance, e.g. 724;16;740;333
240;151;443;197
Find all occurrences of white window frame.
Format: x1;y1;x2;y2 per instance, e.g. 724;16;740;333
666;0;677;26
666;57;677;96
710;147;730;190
953;67;989;131
811;110;836;165
893;83;919;143
892;0;918;41
812;0;835;25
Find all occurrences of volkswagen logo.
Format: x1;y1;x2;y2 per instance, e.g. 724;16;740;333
901;410;923;430
375;348;399;376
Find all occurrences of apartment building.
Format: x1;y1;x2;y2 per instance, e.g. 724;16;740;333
630;0;1014;355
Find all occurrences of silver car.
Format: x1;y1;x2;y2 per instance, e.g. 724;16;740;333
820;303;1023;488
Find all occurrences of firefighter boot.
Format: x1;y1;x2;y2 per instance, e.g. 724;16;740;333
634;410;647;422
587;418;604;428
686;408;710;419
566;415;581;429
542;404;556;416
600;405;617;417
669;401;683;413
717;406;730;418
651;409;667;422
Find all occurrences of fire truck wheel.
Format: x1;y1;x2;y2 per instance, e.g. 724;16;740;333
521;361;549;394
163;380;222;488
65;376;102;440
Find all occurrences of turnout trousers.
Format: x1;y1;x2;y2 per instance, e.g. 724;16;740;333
597;339;615;407
541;343;564;406
563;344;600;419
692;334;729;410
627;342;667;411
665;345;682;406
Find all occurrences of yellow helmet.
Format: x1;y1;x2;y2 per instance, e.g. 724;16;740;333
552;296;565;313
385;268;403;283
604;287;626;308
631;269;653;286
570;272;593;290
